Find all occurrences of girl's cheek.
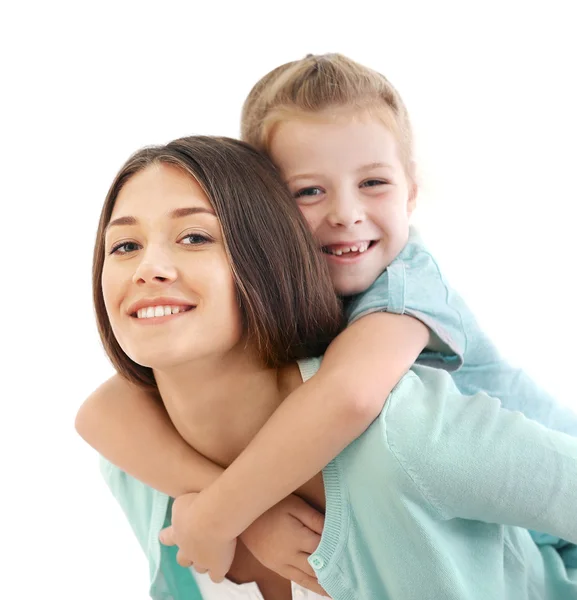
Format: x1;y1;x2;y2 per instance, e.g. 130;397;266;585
299;206;322;232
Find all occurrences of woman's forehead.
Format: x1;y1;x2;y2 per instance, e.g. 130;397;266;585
112;163;211;219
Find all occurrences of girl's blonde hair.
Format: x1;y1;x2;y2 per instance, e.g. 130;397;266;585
241;53;414;175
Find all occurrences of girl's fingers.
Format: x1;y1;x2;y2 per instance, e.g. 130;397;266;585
282;564;328;596
175;550;193;568
292;502;325;536
194;565;209;574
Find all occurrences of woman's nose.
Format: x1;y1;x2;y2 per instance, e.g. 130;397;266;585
131;247;178;285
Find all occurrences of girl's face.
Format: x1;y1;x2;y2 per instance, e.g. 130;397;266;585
101;163;243;371
269;111;416;296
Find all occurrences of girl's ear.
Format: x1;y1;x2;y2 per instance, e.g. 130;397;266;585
407;169;418;216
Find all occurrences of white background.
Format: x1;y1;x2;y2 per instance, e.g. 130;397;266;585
2;1;576;598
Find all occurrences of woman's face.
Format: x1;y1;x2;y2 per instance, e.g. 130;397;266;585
101;163;243;371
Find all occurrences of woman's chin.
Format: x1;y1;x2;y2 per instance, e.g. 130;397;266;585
125;350;177;371
129;350;207;373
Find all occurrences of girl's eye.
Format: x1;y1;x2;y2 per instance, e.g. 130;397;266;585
294;187;323;198
361;179;388;188
110;241;140;255
294;187;324;203
180;232;211;246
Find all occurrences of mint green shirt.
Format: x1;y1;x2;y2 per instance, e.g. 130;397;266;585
102;359;577;599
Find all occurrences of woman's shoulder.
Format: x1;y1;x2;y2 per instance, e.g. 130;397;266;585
356;367;485;506
381;365;480;458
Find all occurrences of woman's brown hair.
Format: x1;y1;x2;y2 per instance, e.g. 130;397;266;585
93;136;343;389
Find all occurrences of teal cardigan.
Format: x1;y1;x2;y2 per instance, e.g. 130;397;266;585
102;358;577;599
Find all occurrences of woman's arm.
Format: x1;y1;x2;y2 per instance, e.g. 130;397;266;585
385;365;577;542
191;312;429;539
75;374;223;496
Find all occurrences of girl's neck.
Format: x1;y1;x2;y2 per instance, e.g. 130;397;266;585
154;349;302;467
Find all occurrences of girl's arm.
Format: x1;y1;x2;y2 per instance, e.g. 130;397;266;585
75;374;223;496
192;312;429;539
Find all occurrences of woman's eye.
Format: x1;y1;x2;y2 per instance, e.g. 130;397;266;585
110;241;140;255
180;233;210;246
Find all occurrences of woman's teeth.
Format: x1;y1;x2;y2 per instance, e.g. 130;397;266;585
324;241;370;256
136;306;190;319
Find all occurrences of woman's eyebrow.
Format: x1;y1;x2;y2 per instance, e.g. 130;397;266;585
106;206;216;233
170;206;216;219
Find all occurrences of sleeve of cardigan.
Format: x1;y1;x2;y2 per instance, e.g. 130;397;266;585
382;366;577;544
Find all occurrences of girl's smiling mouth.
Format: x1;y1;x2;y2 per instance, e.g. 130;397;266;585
321;240;378;260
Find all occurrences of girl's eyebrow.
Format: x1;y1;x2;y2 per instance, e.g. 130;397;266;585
286;162;395;184
357;162;394;172
285;172;319;185
106;206;216;233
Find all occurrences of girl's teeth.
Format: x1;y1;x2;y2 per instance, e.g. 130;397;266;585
328;242;369;256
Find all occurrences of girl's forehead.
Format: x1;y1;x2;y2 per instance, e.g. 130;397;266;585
270;115;402;167
270;103;398;132
269;106;400;149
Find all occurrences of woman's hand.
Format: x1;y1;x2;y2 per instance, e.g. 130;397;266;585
241;494;327;596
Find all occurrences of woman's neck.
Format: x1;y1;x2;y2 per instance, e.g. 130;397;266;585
154;350;302;467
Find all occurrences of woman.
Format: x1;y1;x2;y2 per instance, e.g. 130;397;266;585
91;135;577;599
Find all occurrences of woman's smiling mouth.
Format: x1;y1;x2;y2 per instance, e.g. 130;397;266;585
134;305;193;319
127;297;197;323
130;305;196;326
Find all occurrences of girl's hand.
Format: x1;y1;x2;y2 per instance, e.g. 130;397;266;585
159;492;236;583
241;494;327;596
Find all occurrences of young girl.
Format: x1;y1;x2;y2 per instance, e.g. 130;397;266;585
77;53;577;583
